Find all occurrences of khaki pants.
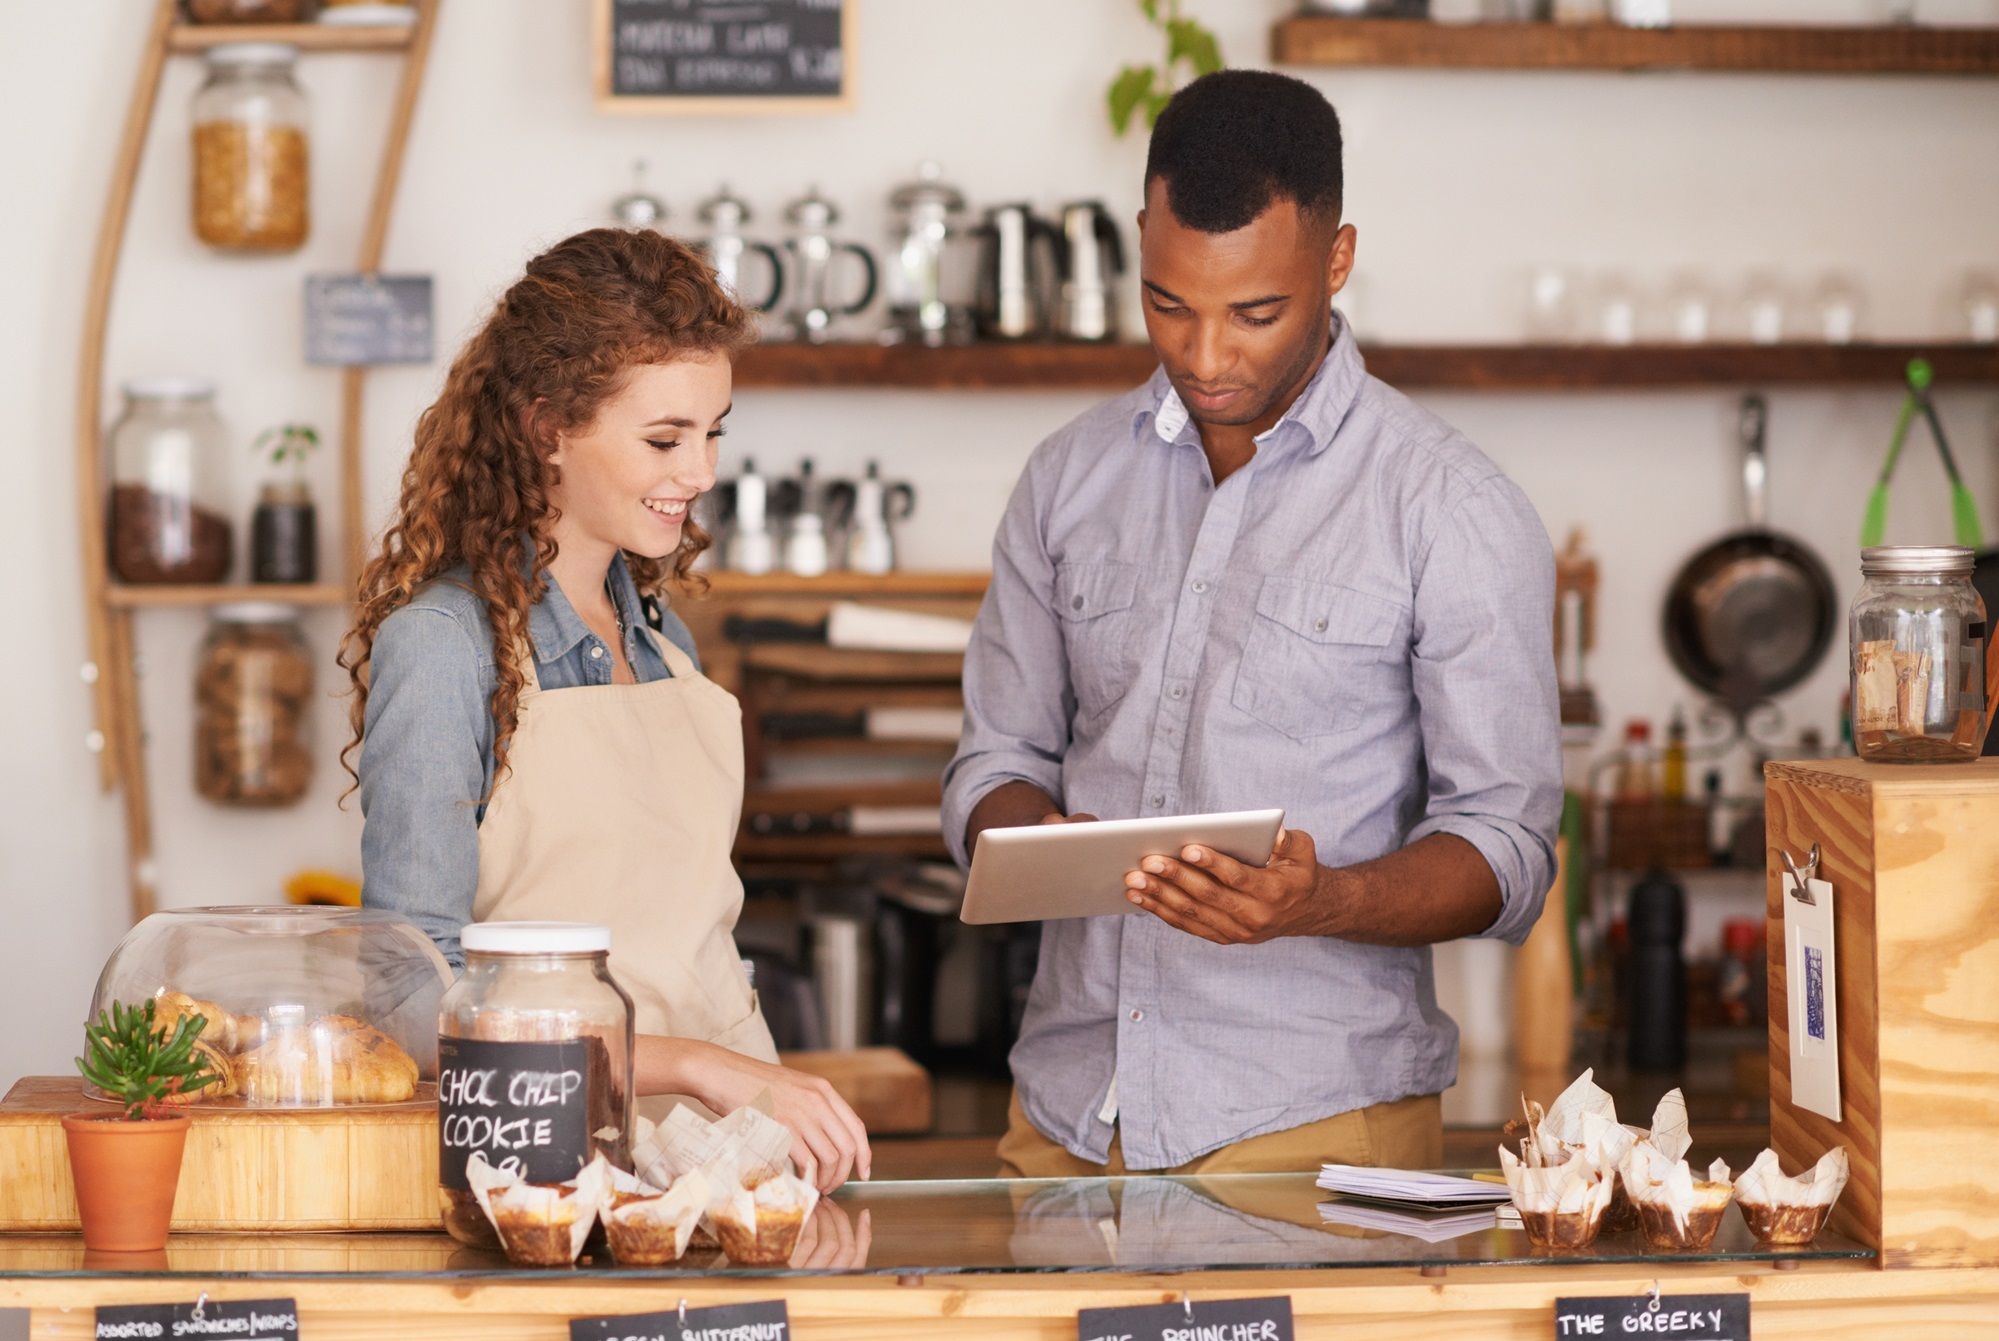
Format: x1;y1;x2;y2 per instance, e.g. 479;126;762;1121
996;1088;1443;1178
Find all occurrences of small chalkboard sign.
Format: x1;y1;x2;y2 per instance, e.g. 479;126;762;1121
304;273;433;366
1554;1293;1749;1340
96;1298;299;1341
594;0;855;114
437;1036;595;1190
1079;1296;1292;1341
570;1300;790;1341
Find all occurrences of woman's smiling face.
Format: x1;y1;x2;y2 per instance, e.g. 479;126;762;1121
546;354;731;562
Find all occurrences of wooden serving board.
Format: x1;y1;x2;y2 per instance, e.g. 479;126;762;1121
0;1076;439;1233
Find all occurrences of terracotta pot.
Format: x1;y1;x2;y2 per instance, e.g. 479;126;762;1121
61;1112;190;1252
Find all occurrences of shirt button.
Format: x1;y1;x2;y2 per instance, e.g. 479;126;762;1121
1150;794;1164;808
1169;685;1185;700
1072;595;1085;611
1129;1009;1145;1023
1314;617;1328;632
1191;580;1208;594
590;645;604;659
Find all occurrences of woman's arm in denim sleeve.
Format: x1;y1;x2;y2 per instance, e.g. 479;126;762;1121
359;605;493;969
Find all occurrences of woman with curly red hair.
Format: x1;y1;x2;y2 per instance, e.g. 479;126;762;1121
344;228;868;1188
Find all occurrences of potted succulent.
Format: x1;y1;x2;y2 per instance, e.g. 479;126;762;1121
249;423;320;583
63;999;221;1251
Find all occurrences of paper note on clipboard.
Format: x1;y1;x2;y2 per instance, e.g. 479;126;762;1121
1783;850;1842;1122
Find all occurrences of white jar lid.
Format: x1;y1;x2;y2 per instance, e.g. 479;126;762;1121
205;42;300;65
461;921;611;955
123;378;216;401
1861;544;1974;576
213;602;299;623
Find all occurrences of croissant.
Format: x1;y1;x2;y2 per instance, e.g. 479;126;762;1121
234;1013;418;1105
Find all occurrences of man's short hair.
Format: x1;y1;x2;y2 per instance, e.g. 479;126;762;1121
1144;70;1344;235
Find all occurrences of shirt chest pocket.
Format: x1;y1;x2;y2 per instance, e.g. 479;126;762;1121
1231;577;1406;740
1054;560;1140;724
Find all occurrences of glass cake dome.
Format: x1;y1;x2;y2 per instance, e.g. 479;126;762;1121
87;905;453;1109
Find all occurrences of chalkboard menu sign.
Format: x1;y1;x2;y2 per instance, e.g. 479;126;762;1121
304;274;433;366
96;1299;299;1341
1554;1293;1749;1340
594;0;854;113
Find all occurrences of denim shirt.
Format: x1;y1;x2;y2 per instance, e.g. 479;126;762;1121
358;554;700;967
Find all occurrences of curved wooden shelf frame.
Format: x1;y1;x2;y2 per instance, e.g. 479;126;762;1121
76;1;441;922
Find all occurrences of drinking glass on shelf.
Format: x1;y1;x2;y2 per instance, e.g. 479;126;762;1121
1524;266;1580;342
1739;273;1789;345
1594;273;1639;346
1812;273;1866;345
1963;272;1999;344
1665;273;1715;343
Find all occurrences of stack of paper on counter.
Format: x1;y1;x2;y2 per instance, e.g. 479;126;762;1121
1316;1200;1503;1242
1316;1165;1514;1211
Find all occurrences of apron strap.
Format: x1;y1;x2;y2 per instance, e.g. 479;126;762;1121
643;624;701;680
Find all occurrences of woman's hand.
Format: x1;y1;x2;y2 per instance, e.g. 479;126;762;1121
637;1037;872;1193
789;1201;872;1269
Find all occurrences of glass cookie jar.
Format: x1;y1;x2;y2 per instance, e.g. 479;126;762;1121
192;43;310;252
195;604;314;805
436;922;635;1248
1850;545;1988;762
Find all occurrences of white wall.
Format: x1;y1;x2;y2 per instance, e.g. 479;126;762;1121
3;0;1996;1086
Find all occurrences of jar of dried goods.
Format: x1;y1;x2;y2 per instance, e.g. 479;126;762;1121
184;0;316;22
195;604;314;806
1851;545;1988;762
437;923;635;1248
192;44;310;252
249;424;320;584
108;380;233;584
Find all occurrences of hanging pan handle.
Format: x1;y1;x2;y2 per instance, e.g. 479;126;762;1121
1740;394;1769;530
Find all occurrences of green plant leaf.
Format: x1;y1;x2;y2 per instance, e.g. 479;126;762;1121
1143;89;1174;129
1139;0;1161;22
76;998;219;1120
1166;18;1224;77
1108;63;1159;136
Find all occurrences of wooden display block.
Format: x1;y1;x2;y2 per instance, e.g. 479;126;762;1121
780;1047;933;1136
1763;758;1999;1268
0;1077;438;1233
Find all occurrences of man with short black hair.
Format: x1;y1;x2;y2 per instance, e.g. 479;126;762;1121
944;69;1562;1175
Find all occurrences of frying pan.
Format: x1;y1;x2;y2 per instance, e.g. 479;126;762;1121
1663;396;1838;711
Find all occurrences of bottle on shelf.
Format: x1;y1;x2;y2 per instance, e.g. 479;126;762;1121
1717;918;1763;1028
1703;769;1730;867
249;423;319;585
1662;708;1687;802
1626;866;1688;1072
1614;718;1655;803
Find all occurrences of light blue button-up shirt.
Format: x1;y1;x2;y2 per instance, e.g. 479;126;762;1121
942;322;1562;1169
358;554;700;968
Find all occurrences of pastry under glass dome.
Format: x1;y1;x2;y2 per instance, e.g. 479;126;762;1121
86;906;453;1109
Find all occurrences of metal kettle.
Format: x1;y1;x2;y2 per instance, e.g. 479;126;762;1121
696;185;783;314
973;203;1059;341
884;161;974;347
1055;201;1125;342
779;189;878;343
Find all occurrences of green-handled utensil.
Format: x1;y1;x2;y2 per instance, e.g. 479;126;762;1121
1859;358;1985;550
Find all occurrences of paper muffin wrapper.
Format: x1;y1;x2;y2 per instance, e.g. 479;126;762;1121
465;1151;611;1267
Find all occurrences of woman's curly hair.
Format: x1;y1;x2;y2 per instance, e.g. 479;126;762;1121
338;227;755;795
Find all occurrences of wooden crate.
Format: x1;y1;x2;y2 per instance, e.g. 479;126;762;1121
1763;758;1999;1268
0;1078;438;1233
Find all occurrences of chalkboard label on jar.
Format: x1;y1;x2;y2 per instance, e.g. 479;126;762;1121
437;1036;595;1190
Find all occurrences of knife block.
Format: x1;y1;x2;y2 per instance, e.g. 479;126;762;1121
1763;758;1999;1268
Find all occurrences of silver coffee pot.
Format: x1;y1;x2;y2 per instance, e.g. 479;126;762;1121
974;203;1060;341
779;189;878;343
884;161;975;347
696;185;783;314
1055;201;1125;342
842;460;916;575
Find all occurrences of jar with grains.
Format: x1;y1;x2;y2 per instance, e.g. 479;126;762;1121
109;380;233;584
184;0;316;22
195;605;314;805
192;44;310;252
436;923;635;1248
1851;545;1989;762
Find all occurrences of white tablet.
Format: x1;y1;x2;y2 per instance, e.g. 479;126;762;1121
960;809;1285;925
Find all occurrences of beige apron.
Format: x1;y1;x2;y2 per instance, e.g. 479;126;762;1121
472;624;779;1089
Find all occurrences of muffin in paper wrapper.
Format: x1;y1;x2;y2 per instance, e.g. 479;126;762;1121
1499;1144;1614;1249
1530;1072;1688;1233
1733;1146;1848;1245
1620;1142;1734;1252
602;1166;712;1265
708;1156;821;1266
464;1151;612;1267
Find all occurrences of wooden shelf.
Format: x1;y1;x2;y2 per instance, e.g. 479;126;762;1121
1271;17;1999;74
734;340;1999;390
698;571;988;597
167;22;417;53
105;582;350;609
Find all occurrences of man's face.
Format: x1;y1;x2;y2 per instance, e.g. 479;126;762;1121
1137;178;1355;433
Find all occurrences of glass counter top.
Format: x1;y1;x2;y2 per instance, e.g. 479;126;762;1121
0;1175;1871;1279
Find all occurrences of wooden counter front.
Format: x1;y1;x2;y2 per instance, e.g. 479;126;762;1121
2;1253;1997;1340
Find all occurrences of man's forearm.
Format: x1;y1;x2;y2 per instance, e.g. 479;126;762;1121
1312;833;1503;947
963;779;1065;857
